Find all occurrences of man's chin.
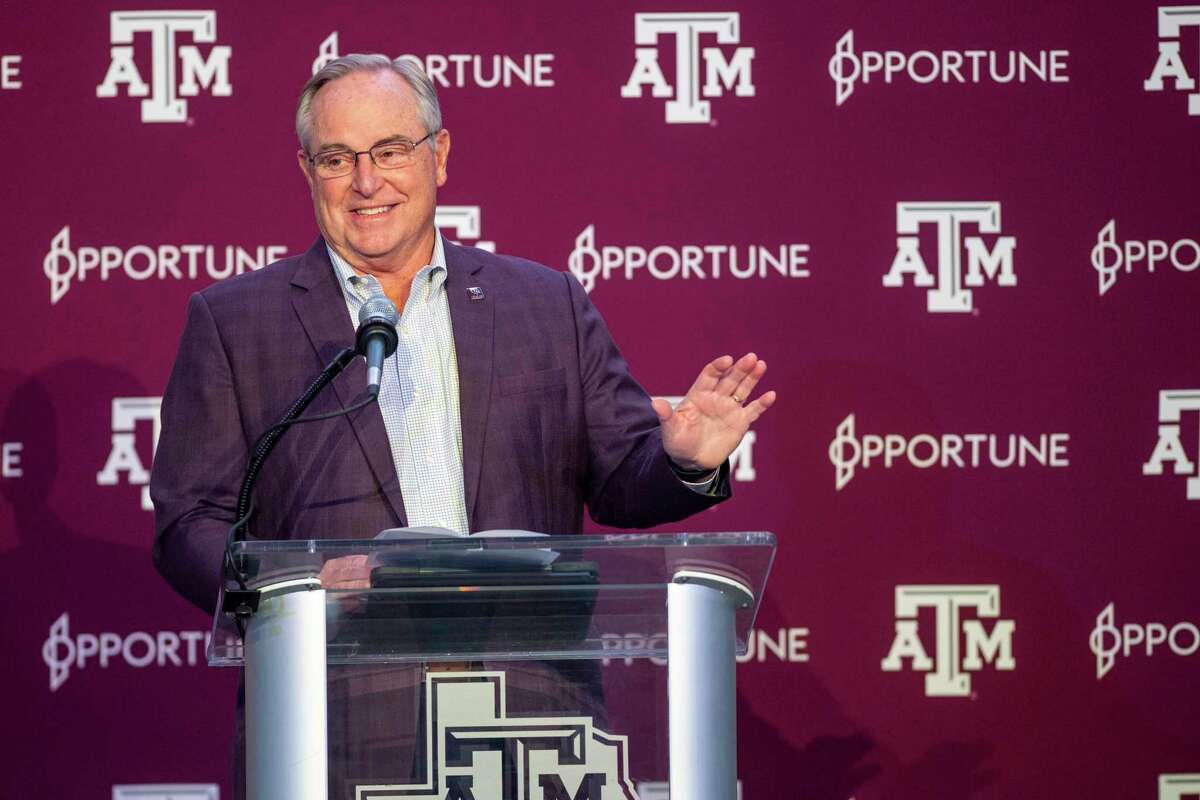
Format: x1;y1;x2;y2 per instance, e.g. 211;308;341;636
341;236;421;270
324;224;433;269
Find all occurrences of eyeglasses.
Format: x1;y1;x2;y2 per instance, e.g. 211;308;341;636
306;132;434;179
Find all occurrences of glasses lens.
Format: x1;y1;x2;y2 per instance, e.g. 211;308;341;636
371;141;416;169
314;151;354;177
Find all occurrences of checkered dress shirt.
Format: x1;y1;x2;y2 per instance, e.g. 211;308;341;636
327;235;469;533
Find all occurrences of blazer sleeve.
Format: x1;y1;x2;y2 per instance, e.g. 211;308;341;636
150;292;249;614
563;271;730;528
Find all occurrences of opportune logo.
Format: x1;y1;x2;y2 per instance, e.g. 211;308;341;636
96;10;231;123
355;671;634;799
2;441;22;478
829;414;1069;491
1;54;20;89
43;226;287;304
96;397;162;512
1090;602;1199;680
829;30;1068;106
621;12;754;124
882;585;1015;697
602;626;809;667
883;202;1016;313
42;612;211;692
1145;6;1200;115
312;32;554;88
568;225;809;294
435;206;496;253
1143;389;1200;500
1161;775;1200;800
1091;220;1200;296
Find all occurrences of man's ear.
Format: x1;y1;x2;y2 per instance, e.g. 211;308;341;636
435;129;451;187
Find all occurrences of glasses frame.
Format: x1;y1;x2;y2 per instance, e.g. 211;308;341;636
306;132;435;179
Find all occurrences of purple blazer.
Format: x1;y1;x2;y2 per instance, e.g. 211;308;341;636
151;238;729;612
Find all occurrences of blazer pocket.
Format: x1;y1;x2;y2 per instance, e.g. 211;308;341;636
499;367;566;397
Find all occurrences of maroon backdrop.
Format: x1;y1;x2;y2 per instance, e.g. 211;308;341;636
2;1;1198;798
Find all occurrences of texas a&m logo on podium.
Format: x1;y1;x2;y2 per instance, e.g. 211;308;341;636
357;671;636;799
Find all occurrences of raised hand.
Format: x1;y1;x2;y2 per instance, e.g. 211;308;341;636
651;353;777;472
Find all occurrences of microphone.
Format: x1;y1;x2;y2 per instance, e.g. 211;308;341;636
229;298;396;547
356;296;399;395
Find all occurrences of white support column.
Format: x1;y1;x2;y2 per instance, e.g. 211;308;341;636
244;578;327;800
667;569;753;800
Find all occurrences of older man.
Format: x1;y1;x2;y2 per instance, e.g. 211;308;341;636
150;54;774;794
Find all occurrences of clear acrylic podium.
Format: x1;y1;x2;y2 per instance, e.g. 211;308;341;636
209;531;775;800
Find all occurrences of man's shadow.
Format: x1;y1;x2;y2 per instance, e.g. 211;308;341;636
598;590;887;799
735;593;884;800
0;361;237;797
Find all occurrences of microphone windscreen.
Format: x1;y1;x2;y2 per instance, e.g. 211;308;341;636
358;296;399;326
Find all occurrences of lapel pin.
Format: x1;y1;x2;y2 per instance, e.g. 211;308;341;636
467;286;485;301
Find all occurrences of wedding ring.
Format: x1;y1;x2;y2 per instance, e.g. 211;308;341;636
732;394;743;404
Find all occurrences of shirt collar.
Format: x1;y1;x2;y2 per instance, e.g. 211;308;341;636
327;232;448;306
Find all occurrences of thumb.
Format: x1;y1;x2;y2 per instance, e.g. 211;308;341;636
651;397;674;422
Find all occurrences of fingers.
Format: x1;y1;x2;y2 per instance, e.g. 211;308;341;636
714;352;760;398
731;359;767;404
688;354;735;395
319;554;371;589
651;397;675;422
744;389;777;422
687;352;773;412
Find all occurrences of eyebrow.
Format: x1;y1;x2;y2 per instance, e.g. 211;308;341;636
314;134;416;154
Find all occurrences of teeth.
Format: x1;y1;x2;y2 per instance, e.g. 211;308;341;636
355;206;390;216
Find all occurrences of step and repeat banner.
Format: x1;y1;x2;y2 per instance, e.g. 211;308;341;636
1;1;1197;798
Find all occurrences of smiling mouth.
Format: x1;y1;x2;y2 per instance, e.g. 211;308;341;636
353;205;395;217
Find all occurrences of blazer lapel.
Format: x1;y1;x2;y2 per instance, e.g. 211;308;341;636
443;241;494;525
290;239;407;526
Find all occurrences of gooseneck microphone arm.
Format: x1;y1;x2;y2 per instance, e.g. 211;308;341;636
223;295;400;619
230;295;400;545
222;346;363;626
231;346;359;543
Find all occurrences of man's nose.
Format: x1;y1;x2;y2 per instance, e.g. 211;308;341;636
351;154;382;195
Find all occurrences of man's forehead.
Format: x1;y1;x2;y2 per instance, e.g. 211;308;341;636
309;70;422;143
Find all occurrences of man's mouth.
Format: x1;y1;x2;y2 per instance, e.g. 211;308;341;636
353;205;394;217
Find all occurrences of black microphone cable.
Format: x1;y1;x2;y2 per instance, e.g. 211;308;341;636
222;296;400;632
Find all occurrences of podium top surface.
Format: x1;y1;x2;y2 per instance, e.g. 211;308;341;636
226;529;772;555
210;531;775;665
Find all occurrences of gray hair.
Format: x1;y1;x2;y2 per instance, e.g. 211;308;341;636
295;54;442;151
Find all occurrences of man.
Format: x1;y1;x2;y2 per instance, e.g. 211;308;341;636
150;54;774;794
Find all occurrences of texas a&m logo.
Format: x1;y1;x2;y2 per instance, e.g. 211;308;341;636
96;10;231;122
1160;774;1200;800
883;202;1017;313
881;585;1015;697
1145;6;1200;116
96;397;162;511
1143;389;1200;500
436;206;496;253
621;12;754;124
357;671;635;799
